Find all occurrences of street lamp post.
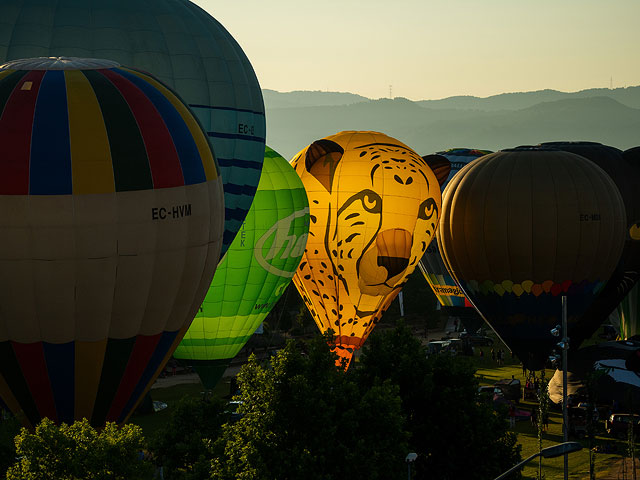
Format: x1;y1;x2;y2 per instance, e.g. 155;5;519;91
406;453;417;480
551;295;570;480
493;442;582;480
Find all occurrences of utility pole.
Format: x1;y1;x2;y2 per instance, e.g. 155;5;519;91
389;84;392;99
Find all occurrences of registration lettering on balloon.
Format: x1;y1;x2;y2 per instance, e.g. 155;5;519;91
292;131;447;366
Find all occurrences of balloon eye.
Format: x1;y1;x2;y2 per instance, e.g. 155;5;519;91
362;191;382;213
418;198;437;220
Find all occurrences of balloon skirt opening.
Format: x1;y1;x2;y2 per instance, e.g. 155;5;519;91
192;360;231;390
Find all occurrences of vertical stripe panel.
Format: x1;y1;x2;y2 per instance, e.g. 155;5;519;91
43;342;75;425
0;70;26;117
81;69;152;192
116;67;206;186
12;342;58;423
0;373;27;427
105;334;161;422
123;68;217;182
90;337;136;426
118;323;190;424
66;70;115;194
117;330;178;422
75;340;108;422
0;70;44;194
0;342;38;428
100;68;184;189
30;70;72;195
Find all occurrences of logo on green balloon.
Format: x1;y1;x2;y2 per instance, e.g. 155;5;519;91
255;207;310;278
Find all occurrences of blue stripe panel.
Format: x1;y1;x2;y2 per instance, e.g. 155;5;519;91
43;342;75;424
189;104;265;116
222;182;262;196
117;330;179;423
225;206;254;222
207;131;265;143
216;157;263;170
114;68;207;186
30;70;72;195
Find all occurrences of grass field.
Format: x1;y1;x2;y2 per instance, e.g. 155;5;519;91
473;344;635;480
129;341;640;479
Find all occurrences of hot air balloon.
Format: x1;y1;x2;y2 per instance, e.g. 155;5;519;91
0;57;224;428
174;147;310;387
611;283;640;340
291;131;444;366
418;148;491;334
537;142;640;348
437;147;626;370
0;0;265;256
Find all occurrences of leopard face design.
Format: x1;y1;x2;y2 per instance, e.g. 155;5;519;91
292;132;448;361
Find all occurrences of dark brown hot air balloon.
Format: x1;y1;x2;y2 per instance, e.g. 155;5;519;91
538;142;640;348
437;147;627;370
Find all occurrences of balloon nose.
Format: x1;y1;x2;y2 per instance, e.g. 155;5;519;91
376;228;412;278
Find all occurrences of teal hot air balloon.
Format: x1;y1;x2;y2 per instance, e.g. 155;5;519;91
0;0;266;257
174;147;310;387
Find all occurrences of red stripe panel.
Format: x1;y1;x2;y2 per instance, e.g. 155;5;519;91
105;334;162;422
12;341;58;423
99;69;184;189
0;70;45;194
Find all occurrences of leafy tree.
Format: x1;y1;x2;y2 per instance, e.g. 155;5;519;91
6;418;153;480
211;337;408;480
150;395;227;480
0;415;21;476
357;321;522;480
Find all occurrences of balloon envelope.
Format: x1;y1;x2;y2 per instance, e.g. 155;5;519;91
0;0;265;256
292;131;442;365
0;57;224;427
174;147;310;387
538;142;640;347
418;148;491;332
438;148;626;370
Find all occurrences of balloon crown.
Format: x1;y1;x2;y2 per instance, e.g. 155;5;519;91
0;56;121;71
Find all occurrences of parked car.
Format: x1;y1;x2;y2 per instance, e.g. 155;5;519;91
494;378;521;403
605;413;640;437
459;332;494;346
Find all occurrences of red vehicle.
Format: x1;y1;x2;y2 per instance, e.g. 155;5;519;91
605;413;640;438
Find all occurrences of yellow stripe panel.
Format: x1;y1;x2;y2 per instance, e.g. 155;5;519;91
0;373;31;428
64;70;115;194
123;67;218;181
74;339;108;422
0;69;16;81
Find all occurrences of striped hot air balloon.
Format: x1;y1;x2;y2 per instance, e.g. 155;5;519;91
0;57;224;427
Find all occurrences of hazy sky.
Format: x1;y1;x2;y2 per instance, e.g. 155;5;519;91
192;0;639;101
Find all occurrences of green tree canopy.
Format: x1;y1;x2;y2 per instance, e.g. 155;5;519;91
6;418;153;480
356;322;522;480
151;396;227;480
211;337;409;480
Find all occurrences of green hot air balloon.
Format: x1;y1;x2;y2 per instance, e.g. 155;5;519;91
174;147;310;387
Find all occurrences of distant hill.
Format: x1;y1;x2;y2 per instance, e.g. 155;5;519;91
265;95;640;160
415;86;640;111
262;89;368;109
